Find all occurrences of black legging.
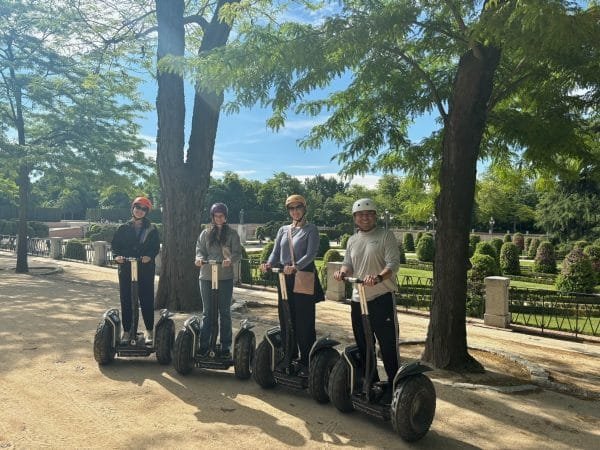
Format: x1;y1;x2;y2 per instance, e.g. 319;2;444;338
118;261;155;333
351;292;399;382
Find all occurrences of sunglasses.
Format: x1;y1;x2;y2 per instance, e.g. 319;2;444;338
134;204;149;212
287;205;304;211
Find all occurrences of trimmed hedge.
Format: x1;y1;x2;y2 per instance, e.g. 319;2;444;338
556;247;595;293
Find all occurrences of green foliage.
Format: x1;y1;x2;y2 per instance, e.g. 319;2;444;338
260;242;275;263
555;248;596;294
503;234;512;243
0;220;48;237
469;234;481;257
533;241;557;274
403;232;415;252
86;224;118;242
474;241;498;261
340;233;351;249
583;245;600;282
574;240;589;250
527;238;541;259
240;246;252;284
415;231;423;247
500;242;520;275
323;249;344;263
469;253;500;283
524;236;532;254
416;233;434;262
513;232;525;254
398;242;407;264
318;233;330;257
490;238;504;259
64;239;87;261
255;226;265;241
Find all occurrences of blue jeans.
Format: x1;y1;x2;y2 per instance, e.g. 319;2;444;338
199;278;233;352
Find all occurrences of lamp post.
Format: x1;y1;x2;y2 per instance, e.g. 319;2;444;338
380;209;393;230
489;217;495;235
429;213;437;232
239;208;245;225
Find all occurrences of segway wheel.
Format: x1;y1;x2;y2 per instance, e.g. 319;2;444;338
173;329;194;375
391;374;436;442
252;340;276;388
234;331;255;380
309;348;339;403
93;320;116;365
328;358;354;412
155;319;175;365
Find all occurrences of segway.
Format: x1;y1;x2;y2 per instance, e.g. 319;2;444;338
328;277;436;442
253;266;339;403
93;257;175;365
173;260;255;379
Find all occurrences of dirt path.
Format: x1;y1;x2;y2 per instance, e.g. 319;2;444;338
1;254;599;449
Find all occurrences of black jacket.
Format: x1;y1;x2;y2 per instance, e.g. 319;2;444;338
111;218;160;261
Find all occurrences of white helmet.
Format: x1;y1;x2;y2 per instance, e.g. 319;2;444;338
352;198;377;215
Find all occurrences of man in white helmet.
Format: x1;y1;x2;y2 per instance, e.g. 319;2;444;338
334;198;401;393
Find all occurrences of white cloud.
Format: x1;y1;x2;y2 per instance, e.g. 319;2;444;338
293;172;380;189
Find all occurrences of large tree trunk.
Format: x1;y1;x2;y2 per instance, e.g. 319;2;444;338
422;44;500;372
16;164;29;273
154;0;235;311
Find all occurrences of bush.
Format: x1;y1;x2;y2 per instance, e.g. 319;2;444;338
490;238;504;259
403;232;415;252
500;242;520;275
416;233;435;262
0;220;48;237
574;240;589;250
340;233;351;250
255;226;265;242
321;249;344;290
527;238;540;259
398;242;407;264
64;239;87;261
415;231;423;246
318;233;330;257
533;241;557;274
513;232;525;254
474;241;497;261
583;245;600;282
503;233;512;243
260;241;275;263
86;223;118;242
240;246;253;283
524;236;532;254
469;253;500;281
555;247;596;293
468;234;481;257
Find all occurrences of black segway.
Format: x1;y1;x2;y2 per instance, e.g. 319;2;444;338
93;257;175;365
328;277;436;442
173;260;255;379
253;267;339;403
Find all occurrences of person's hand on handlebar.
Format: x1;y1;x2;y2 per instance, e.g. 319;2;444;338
195;258;205;267
363;274;380;286
141;256;151;264
283;264;297;275
260;262;271;273
115;256;125;264
333;269;350;281
222;258;232;267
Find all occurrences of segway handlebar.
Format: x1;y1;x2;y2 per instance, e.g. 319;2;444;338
122;257;142;262
196;259;224;265
342;275;380;285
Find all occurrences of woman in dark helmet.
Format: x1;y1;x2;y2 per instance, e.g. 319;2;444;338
195;202;242;358
260;194;325;375
111;196;160;343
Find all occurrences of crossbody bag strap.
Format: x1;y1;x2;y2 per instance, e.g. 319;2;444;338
287;226;296;267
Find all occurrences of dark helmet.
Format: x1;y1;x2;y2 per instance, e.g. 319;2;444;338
132;196;152;212
210;202;228;218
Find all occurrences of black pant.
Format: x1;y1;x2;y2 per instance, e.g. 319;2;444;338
351;292;399;382
277;277;316;367
118;261;155;333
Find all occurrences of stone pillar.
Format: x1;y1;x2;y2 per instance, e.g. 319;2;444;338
49;237;62;259
237;224;247;245
92;241;107;266
484;276;511;328
326;261;346;301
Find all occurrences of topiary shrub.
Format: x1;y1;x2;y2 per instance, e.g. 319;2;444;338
86;224;118;242
490;238;504;259
500;242;520;275
416;233;435;262
398;242;407;264
583;245;600;282
468;234;481;257
240;246;253;284
322;249;344;290
260;241;275;263
403;232;415;252
64;239;87;261
469;253;500;281
533;241;557;274
474;241;497;261
527;238;540;259
340;233;351;249
513;232;525;254
555;247;596;293
318;233;330;257
503;233;512;243
415;231;423;247
524;237;532;254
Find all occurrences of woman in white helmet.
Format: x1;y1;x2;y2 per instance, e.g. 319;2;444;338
260;194;324;375
334;198;401;402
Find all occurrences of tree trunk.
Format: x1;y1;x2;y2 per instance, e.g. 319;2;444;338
422;44;500;372
16;164;29;273
154;0;235;311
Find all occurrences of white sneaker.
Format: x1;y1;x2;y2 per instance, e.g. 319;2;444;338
145;329;153;343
